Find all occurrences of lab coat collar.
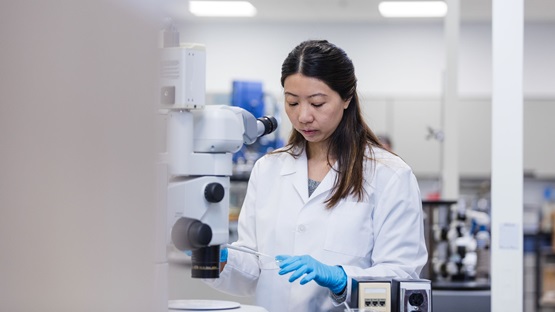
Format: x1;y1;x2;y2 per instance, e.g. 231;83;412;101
280;148;336;204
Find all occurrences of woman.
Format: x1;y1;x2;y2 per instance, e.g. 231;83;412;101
205;40;427;312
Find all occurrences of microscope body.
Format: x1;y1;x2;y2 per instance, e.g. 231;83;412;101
166;106;242;278
161;43;277;278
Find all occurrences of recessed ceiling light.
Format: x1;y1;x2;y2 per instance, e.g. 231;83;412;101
379;1;448;18
189;1;257;17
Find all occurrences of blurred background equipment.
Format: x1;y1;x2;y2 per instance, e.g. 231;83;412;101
230;80;283;179
423;197;491;312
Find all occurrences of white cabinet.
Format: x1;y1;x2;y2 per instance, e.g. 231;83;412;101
524;100;555;177
458;99;492;177
456;98;555;178
391;99;442;177
359;96;555;178
359;97;390;135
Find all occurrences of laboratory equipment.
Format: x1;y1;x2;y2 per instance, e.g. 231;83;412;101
430;200;490;282
541;187;555;233
223;244;273;259
350;278;391;311
349;278;431;312
423;200;491;312
230;80;283;178
166;99;277;279
232;80;265;119
168;299;267;311
160;26;277;279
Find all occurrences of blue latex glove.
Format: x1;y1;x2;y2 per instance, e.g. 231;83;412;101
220;247;228;262
276;255;347;294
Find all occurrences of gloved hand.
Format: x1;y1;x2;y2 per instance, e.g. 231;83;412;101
276;255;347;294
220;247;228;262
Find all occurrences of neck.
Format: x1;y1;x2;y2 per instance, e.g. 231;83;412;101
307;141;330;162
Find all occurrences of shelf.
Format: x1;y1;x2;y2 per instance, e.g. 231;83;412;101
422;200;458;206
432;280;490;291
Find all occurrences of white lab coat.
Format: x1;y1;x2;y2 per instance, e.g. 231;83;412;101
204;146;428;312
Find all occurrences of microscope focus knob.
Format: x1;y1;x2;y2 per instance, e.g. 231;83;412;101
171;217;213;250
205;182;224;203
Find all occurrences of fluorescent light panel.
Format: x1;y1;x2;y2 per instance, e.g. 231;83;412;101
379;1;447;18
189;1;257;17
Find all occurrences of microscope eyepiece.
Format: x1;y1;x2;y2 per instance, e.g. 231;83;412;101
257;116;278;136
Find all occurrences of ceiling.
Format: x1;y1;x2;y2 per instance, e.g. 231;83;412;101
165;0;555;24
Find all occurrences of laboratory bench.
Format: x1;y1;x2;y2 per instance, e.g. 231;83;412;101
531;233;555;312
432;281;491;312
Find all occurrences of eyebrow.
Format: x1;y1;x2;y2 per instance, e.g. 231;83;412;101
284;92;328;98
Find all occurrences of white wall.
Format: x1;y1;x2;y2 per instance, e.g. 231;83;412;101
176;21;555;98
175;20;555;179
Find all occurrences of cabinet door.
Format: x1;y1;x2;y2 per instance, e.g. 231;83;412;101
524;100;555;177
359;97;390;135
353;97;555;178
458;99;492;177
391;99;442;176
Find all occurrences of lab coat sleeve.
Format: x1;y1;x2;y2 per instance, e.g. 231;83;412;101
202;249;260;297
335;166;428;304
202;161;263;296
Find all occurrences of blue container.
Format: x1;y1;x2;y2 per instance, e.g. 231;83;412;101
231;80;264;118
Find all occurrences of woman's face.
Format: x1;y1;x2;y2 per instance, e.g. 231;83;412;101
283;73;349;144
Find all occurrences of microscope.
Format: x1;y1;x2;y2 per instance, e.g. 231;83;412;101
160;27;277;279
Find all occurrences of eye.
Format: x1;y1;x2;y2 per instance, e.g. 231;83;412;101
312;103;324;107
287;102;298;106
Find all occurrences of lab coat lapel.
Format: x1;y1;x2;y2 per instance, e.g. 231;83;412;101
279;149;336;204
307;162;336;201
280;150;309;204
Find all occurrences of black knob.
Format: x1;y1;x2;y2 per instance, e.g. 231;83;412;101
171;217;212;250
205;183;224;203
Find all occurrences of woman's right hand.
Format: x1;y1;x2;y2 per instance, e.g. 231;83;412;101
219;247;228;273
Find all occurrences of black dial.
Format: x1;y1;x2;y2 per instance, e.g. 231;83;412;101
205;182;224;203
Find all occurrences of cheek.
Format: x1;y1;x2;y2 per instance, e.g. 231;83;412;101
284;107;295;123
327;109;344;127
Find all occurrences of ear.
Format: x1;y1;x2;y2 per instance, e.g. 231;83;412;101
343;97;352;109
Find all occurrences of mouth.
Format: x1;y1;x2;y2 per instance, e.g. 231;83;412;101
301;129;317;135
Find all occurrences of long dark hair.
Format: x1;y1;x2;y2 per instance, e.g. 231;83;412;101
278;39;386;208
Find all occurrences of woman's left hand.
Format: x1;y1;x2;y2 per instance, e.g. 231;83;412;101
276;255;347;294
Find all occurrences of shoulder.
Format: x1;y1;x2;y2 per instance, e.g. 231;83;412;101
365;147;415;181
252;146;297;172
363;148;421;204
369;147;410;169
257;147;294;163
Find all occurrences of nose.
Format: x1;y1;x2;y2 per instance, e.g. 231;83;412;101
298;103;313;123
